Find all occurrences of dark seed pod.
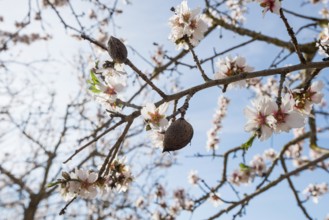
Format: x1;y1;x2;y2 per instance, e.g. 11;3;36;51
163;118;193;152
107;36;128;64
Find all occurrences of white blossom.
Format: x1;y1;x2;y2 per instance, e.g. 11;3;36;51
148;130;165;148
270;94;305;133
292;156;309;168
292;81;324;115
226;0;248;24
229;168;253;186
208;193;223;207
250;155;267;176
317;26;329;56
69;169;98;199
188;170;200;185
263;148;277;161
169;0;208;50
303;183;328;204
141;102;169;130
244;96;276;141
214;55;254;89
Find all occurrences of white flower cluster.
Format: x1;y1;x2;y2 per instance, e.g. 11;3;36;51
244;94;304;141
187;170;200;185
141;102;169;148
169;0;208;50
230;149;277;186
152;186;194;219
206;96;230;152
57;158;133;201
88;59;127;113
214;55;254;89
292;81;324;115
317;25;329;57
244;81;324;141
303;182;328;204
226;0;248;24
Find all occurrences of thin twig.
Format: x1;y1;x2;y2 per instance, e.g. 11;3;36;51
59;196;77;215
125;59;167;99
279;9;306;64
280;158;313;220
207;152;329;219
186;37;211;81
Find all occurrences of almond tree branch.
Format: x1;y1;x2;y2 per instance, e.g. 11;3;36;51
206;10;316;54
63;119;126;164
256;131;312;189
98;118;134;178
185;37;211;81
280;157;313;220
279;9;306;64
125;59;167;99
207;152;329;220
0;165;34;195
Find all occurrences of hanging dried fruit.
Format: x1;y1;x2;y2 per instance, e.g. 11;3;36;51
107;36;128;64
163;117;193;152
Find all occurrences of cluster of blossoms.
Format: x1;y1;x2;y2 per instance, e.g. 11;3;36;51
186;170;223;207
169;0;208;50
244;80;324;141
206;96;230;152
187;170;200;185
287;128;329;169
303;183;328;204
214;55;254;89
317;25;329;57
230;149;277;186
291;81;324;115
54;158;133;201
88;59;127;113
226;0;248;24
151;185;195;219
141;102;169;148
151;44;165;67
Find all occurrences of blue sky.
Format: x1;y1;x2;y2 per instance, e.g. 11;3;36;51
1;0;329;219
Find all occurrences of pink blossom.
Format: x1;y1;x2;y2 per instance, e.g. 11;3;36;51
257;0;281;15
270;94;305;133
244;96;276;141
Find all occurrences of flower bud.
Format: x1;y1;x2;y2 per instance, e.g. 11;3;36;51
107;36;128;64
62;171;70;180
163;118;193;152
